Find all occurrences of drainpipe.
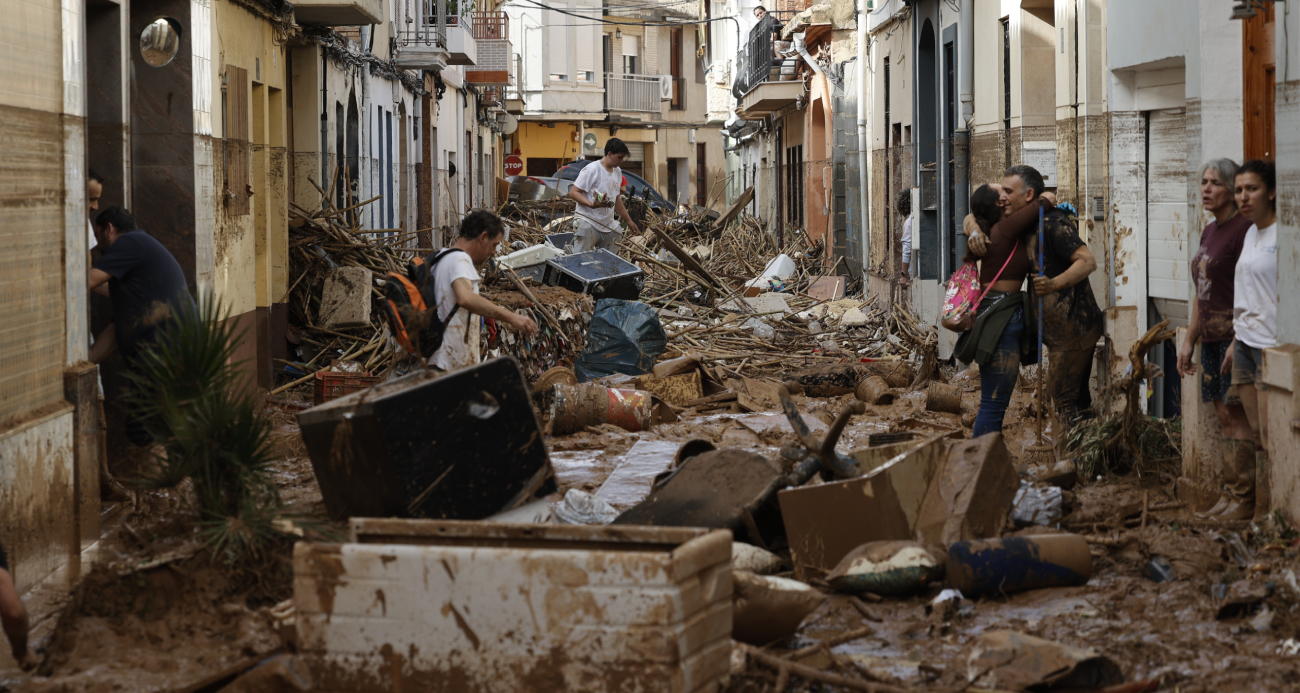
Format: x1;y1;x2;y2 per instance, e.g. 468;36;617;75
856;5;869;274
953;0;973;261
792;32;824;77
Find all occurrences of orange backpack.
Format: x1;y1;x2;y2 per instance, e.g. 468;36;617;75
381;248;467;358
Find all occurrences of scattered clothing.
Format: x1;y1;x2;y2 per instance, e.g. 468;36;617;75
1232;221;1278;351
92;229;192;363
428;249;481;372
1191;213;1251;342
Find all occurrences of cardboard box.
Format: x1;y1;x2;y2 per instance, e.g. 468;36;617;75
914;433;1018;546
779;437;949;579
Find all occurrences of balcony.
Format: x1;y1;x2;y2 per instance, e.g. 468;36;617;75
294;0;381;26
604;73;660;113
393;0;477;70
733;14;801;119
465;12;510;85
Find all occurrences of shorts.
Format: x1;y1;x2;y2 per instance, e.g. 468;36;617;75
1199;340;1237;403
1232;340;1269;392
573;217;621;253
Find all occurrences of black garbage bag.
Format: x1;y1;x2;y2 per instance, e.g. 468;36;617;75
574;299;667;382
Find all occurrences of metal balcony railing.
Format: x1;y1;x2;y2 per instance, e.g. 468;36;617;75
604;73;660;113
396;0;474;46
732;12;797;97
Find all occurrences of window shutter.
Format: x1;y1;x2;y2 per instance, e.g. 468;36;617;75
575;22;595;80
623;35;638;57
547;10;568;79
225;64;251;216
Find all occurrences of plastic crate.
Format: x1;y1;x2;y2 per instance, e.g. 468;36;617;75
312;370;381;405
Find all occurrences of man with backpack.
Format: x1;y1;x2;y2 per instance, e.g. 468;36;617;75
428;211;538;372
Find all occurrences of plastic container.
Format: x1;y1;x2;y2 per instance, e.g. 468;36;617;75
742;254;797;295
312;370;381;405
947;534;1093;596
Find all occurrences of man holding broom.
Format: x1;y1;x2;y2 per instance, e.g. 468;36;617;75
1001;165;1104;432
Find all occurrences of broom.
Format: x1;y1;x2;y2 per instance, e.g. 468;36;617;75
1023;204;1056;469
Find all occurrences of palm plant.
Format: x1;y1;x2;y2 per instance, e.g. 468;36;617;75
124;294;284;564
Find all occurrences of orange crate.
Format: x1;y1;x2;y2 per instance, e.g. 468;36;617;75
313;370;382;405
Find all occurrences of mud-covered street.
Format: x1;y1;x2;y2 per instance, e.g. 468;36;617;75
2;360;1296;692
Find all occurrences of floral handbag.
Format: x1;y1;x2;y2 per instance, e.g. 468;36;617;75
940;240;1018;332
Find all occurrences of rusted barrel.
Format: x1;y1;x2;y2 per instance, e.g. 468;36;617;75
550;383;653;435
925;382;962;414
854;376;894;405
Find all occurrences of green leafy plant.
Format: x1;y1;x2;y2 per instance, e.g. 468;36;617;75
124;294;286;564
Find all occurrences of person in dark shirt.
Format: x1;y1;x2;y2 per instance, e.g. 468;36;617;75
0;538;39;671
1002;166;1104;432
87;206;193;445
1176;159;1254;519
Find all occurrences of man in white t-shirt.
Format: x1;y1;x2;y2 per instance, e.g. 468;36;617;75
567;138;641;253
429;211;539;372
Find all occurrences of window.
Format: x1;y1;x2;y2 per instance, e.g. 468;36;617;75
786;144;803;228
670;28;684;110
224;64;250;216
548;8;568;81
696;143;707;206
622;36;639;74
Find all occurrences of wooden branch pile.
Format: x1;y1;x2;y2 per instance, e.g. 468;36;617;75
480;284;595;382
277;175;428;394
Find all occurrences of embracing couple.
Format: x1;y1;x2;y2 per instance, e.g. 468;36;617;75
953;165;1104;444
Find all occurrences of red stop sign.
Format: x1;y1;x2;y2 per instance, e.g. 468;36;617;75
504;155;524;176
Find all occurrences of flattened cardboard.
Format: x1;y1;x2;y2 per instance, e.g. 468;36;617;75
914;432;1018;546
779;437;949;580
638;370;704;406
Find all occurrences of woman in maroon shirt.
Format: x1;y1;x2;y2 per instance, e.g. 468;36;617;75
1177;159;1253;519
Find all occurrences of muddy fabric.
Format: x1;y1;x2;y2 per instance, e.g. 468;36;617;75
93;229;193;363
1191;214;1251;342
954;291;1036;369
1231;340;1268;391
1047;347;1095;428
1227;438;1255;502
1028;210;1104;351
1199;339;1235;403
978;198;1042;286
973;306;1024;438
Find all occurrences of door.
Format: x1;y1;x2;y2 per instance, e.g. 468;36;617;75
1146;107;1188;418
1146;108;1188;306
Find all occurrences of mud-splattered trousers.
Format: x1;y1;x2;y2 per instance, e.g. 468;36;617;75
972;307;1025;438
1047;347;1095;429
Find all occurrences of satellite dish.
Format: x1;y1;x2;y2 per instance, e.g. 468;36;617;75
500;112;518;136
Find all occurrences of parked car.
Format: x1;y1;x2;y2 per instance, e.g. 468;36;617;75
506;175;560;203
556;160;674;215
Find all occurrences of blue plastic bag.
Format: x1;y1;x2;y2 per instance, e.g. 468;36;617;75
574;299;667;382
